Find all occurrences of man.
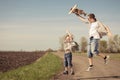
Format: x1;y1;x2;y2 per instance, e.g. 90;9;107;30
75;13;110;71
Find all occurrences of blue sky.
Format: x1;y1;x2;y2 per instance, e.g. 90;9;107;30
0;0;120;51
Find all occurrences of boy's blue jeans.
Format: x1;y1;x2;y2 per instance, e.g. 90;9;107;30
64;52;73;67
87;37;100;58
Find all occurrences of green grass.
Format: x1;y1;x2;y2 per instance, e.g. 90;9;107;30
0;53;62;80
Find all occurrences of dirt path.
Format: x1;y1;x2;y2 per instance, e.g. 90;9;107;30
53;52;120;80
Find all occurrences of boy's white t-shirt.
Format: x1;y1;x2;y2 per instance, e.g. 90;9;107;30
64;41;76;53
89;21;101;39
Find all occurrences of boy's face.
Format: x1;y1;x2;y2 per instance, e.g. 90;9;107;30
66;36;70;42
88;17;93;23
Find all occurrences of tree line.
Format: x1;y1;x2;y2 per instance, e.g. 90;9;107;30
59;34;120;53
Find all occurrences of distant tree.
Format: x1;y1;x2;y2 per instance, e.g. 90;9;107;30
59;35;66;51
99;40;107;53
107;38;115;53
46;48;54;52
107;34;120;53
80;36;88;52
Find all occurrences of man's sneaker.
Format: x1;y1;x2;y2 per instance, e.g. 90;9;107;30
104;55;110;64
63;71;68;75
70;71;75;75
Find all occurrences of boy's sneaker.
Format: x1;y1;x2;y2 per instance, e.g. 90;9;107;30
86;66;93;71
86;65;93;71
70;71;75;75
104;55;110;64
63;71;68;75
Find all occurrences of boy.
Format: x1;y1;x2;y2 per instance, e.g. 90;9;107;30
63;30;75;75
74;13;112;71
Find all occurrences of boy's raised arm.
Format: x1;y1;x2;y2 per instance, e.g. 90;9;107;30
66;29;73;41
75;14;89;23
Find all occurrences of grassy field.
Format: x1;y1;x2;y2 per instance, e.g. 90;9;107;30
74;52;120;60
109;53;120;60
0;53;62;80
